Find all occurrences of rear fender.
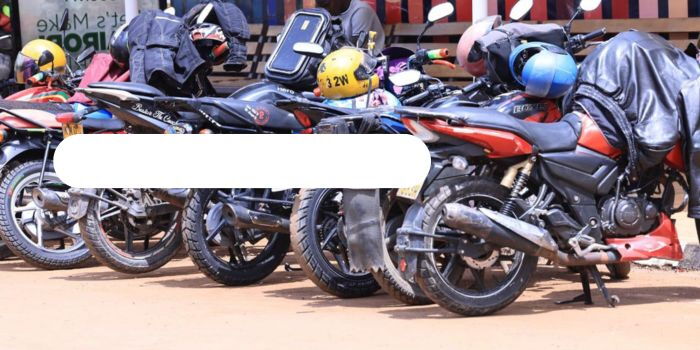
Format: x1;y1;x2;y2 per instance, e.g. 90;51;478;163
0;138;51;168
343;189;385;272
395;203;426;281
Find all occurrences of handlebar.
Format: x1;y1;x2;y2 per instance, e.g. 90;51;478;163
568;27;607;53
581;28;606;42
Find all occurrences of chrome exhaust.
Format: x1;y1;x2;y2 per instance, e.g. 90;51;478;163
32;188;70;211
221;203;290;234
441;204;620;266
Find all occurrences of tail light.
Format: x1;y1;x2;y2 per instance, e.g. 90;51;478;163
55;113;76;124
0;129;7;144
293;110;312;128
401;117;439;143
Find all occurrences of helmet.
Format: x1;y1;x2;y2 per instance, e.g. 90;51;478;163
456;15;502;77
110;23;130;67
14;39;67;84
509;42;578;99
317;47;380;100
190;23;229;65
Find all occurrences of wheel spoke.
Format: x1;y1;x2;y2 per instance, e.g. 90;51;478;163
144;237;150;250
332;251;350;273
36;221;44;247
320;226;338;250
123;220;133;252
471;268;486;290
232;245;246;264
205;221;225;243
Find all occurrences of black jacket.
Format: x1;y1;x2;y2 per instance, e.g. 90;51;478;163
680;76;700;218
571;31;700;218
128;10;206;95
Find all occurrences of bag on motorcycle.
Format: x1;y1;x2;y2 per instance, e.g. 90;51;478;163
265;9;340;91
571;31;700;177
473;23;567;84
183;0;250;72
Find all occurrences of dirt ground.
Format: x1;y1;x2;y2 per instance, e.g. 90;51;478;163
0;213;698;349
0;250;699;350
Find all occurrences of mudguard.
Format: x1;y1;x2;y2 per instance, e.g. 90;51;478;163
395;203;426;281
343;189;385;272
67;188;97;219
0;138;53;168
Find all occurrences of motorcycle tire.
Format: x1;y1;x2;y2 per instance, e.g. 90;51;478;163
79;190;182;274
606;262;631;280
0;160;92;269
291;189;380;298
182;189;290;286
415;179;539;316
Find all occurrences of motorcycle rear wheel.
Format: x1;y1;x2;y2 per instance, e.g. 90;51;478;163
415;180;539;316
182;189;290;286
79;189;182;274
291;189;380;298
0;160;91;269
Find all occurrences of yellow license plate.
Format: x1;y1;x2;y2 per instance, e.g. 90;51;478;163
396;184;422;200
62;123;84;138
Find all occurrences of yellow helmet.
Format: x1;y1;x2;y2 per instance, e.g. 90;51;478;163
14;39;67;83
317;47;380;100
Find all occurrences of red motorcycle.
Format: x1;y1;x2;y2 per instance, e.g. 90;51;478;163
393;105;688;316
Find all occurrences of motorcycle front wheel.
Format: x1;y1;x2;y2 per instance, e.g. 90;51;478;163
79;189;182;274
290;189;380;298
415;180;539;316
0;160;91;269
182;189;290;286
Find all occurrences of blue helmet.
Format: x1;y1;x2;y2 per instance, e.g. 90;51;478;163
509;42;578;99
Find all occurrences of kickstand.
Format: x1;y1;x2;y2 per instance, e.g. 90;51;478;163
284;262;302;272
556;266;619;307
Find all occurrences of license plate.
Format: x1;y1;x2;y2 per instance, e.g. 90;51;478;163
396;184;422;200
62;123;84;138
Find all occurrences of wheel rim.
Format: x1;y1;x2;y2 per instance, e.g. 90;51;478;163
95;189;179;256
312;189;368;278
10;171;83;253
426;194;528;298
200;189;285;267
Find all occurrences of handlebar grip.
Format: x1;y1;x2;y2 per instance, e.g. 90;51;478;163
581;28;606;42
403;90;430;106
432;60;456;70
427;48;449;60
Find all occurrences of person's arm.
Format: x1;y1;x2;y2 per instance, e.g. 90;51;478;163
349;7;383;46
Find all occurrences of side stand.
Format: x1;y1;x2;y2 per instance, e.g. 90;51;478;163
556;265;619;307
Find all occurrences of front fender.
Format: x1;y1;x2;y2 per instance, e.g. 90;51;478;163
67;188;97;219
0;138;50;168
343;189;385;272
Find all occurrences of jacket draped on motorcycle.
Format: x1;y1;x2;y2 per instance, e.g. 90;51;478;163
570;31;700;218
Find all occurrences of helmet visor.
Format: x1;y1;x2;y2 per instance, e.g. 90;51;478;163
14;52;39;84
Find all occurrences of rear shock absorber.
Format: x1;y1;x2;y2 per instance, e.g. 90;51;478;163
500;156;536;216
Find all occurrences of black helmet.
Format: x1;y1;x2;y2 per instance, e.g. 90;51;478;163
110;23;129;67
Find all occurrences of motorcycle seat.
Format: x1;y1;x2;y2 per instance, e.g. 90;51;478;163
81;117;125;131
195;97;306;131
87;82;164;97
426;107;581;153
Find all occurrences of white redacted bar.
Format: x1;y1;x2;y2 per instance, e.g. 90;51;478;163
54;134;431;188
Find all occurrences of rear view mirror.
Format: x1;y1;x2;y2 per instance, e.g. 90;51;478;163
509;0;533;21
38;50;55;67
427;2;454;23
59;9;70;32
76;47;96;64
0;35;12;51
389;70;422;87
580;0;602;12
293;42;325;58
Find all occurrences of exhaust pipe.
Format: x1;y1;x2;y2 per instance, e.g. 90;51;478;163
32;188;70;211
222;203;290;234
151;189;189;209
441;204;620;266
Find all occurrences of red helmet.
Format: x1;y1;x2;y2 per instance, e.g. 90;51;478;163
190;23;229;65
456;15;502;77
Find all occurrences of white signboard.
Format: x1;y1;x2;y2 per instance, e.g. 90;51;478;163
18;0;160;53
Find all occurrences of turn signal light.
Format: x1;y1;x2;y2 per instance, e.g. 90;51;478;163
0;129;7;143
55;113;76;124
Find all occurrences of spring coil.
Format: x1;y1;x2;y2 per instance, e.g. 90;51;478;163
500;170;530;216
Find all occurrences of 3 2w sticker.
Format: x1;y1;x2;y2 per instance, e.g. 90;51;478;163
326;74;350;88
